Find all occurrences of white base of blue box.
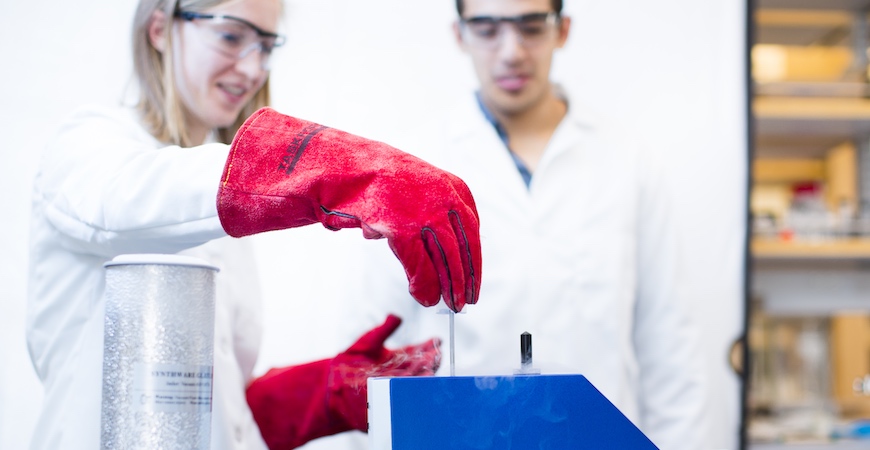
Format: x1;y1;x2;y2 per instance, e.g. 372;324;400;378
368;374;658;449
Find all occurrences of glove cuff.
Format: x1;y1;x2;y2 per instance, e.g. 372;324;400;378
217;107;327;237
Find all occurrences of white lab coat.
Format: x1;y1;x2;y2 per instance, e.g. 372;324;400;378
351;91;708;449
26;105;268;450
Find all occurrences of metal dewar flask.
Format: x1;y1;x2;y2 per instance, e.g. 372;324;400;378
100;254;218;450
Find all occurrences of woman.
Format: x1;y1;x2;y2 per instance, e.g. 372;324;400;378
26;0;482;448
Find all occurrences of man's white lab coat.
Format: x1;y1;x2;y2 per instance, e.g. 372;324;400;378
26;105;268;449
352;92;708;449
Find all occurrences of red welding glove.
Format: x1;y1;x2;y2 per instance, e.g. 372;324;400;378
246;314;440;449
218;107;481;312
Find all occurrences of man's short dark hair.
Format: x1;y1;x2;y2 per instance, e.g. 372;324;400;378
455;0;563;16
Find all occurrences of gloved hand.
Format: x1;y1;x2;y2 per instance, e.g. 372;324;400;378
217;107;481;312
246;314;440;449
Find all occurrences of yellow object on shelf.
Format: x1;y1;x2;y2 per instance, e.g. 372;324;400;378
752;44;852;83
824;141;857;213
830;314;870;418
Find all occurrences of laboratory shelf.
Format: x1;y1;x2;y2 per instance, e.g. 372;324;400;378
755;97;870;122
753;97;870;159
758;0;870;11
749;0;870;446
750;441;870;450
752;237;870;260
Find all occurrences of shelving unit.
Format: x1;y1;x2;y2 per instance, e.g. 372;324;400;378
749;1;870;448
754;0;870;158
753;237;870;259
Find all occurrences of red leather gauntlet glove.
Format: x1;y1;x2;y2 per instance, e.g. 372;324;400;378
246;315;440;449
218;107;481;311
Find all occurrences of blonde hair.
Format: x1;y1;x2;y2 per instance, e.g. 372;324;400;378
131;0;274;146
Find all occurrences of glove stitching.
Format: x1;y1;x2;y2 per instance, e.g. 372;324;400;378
449;209;477;304
421;227;455;311
320;206;361;231
222;108;271;187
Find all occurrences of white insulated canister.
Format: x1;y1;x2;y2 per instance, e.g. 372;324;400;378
100;254;219;450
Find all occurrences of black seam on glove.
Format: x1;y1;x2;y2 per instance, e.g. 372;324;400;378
448;209;476;304
422;227;455;311
320;205;361;231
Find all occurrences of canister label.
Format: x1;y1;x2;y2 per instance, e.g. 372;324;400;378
131;363;213;413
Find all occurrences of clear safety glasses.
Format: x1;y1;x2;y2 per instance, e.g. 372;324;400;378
175;10;286;70
460;12;560;50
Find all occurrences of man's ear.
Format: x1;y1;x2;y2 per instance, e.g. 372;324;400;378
148;10;168;52
452;20;468;53
556;16;571;49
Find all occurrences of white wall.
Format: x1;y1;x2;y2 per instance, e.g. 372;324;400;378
1;1;139;448
0;1;746;449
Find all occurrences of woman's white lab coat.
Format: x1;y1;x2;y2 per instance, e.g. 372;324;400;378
353;92;708;449
26;105;267;449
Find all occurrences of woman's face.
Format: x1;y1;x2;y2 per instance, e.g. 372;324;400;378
172;0;282;141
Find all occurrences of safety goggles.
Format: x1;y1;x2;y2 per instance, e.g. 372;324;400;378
175;10;286;70
460;12;560;49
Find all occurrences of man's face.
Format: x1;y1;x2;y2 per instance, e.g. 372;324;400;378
455;0;570;117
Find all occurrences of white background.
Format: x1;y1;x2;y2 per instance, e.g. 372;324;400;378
0;1;747;449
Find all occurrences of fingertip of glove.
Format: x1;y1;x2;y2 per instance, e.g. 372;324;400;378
411;289;441;308
384;314;402;328
464;285;477;306
446;296;464;313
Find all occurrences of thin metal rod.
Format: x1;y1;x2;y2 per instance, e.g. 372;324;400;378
449;310;456;376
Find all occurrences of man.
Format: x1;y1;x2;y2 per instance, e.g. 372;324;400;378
349;0;707;448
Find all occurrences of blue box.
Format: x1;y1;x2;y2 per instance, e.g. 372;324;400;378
368;374;658;449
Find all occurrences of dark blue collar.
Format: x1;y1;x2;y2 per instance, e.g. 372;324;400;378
475;92;533;188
